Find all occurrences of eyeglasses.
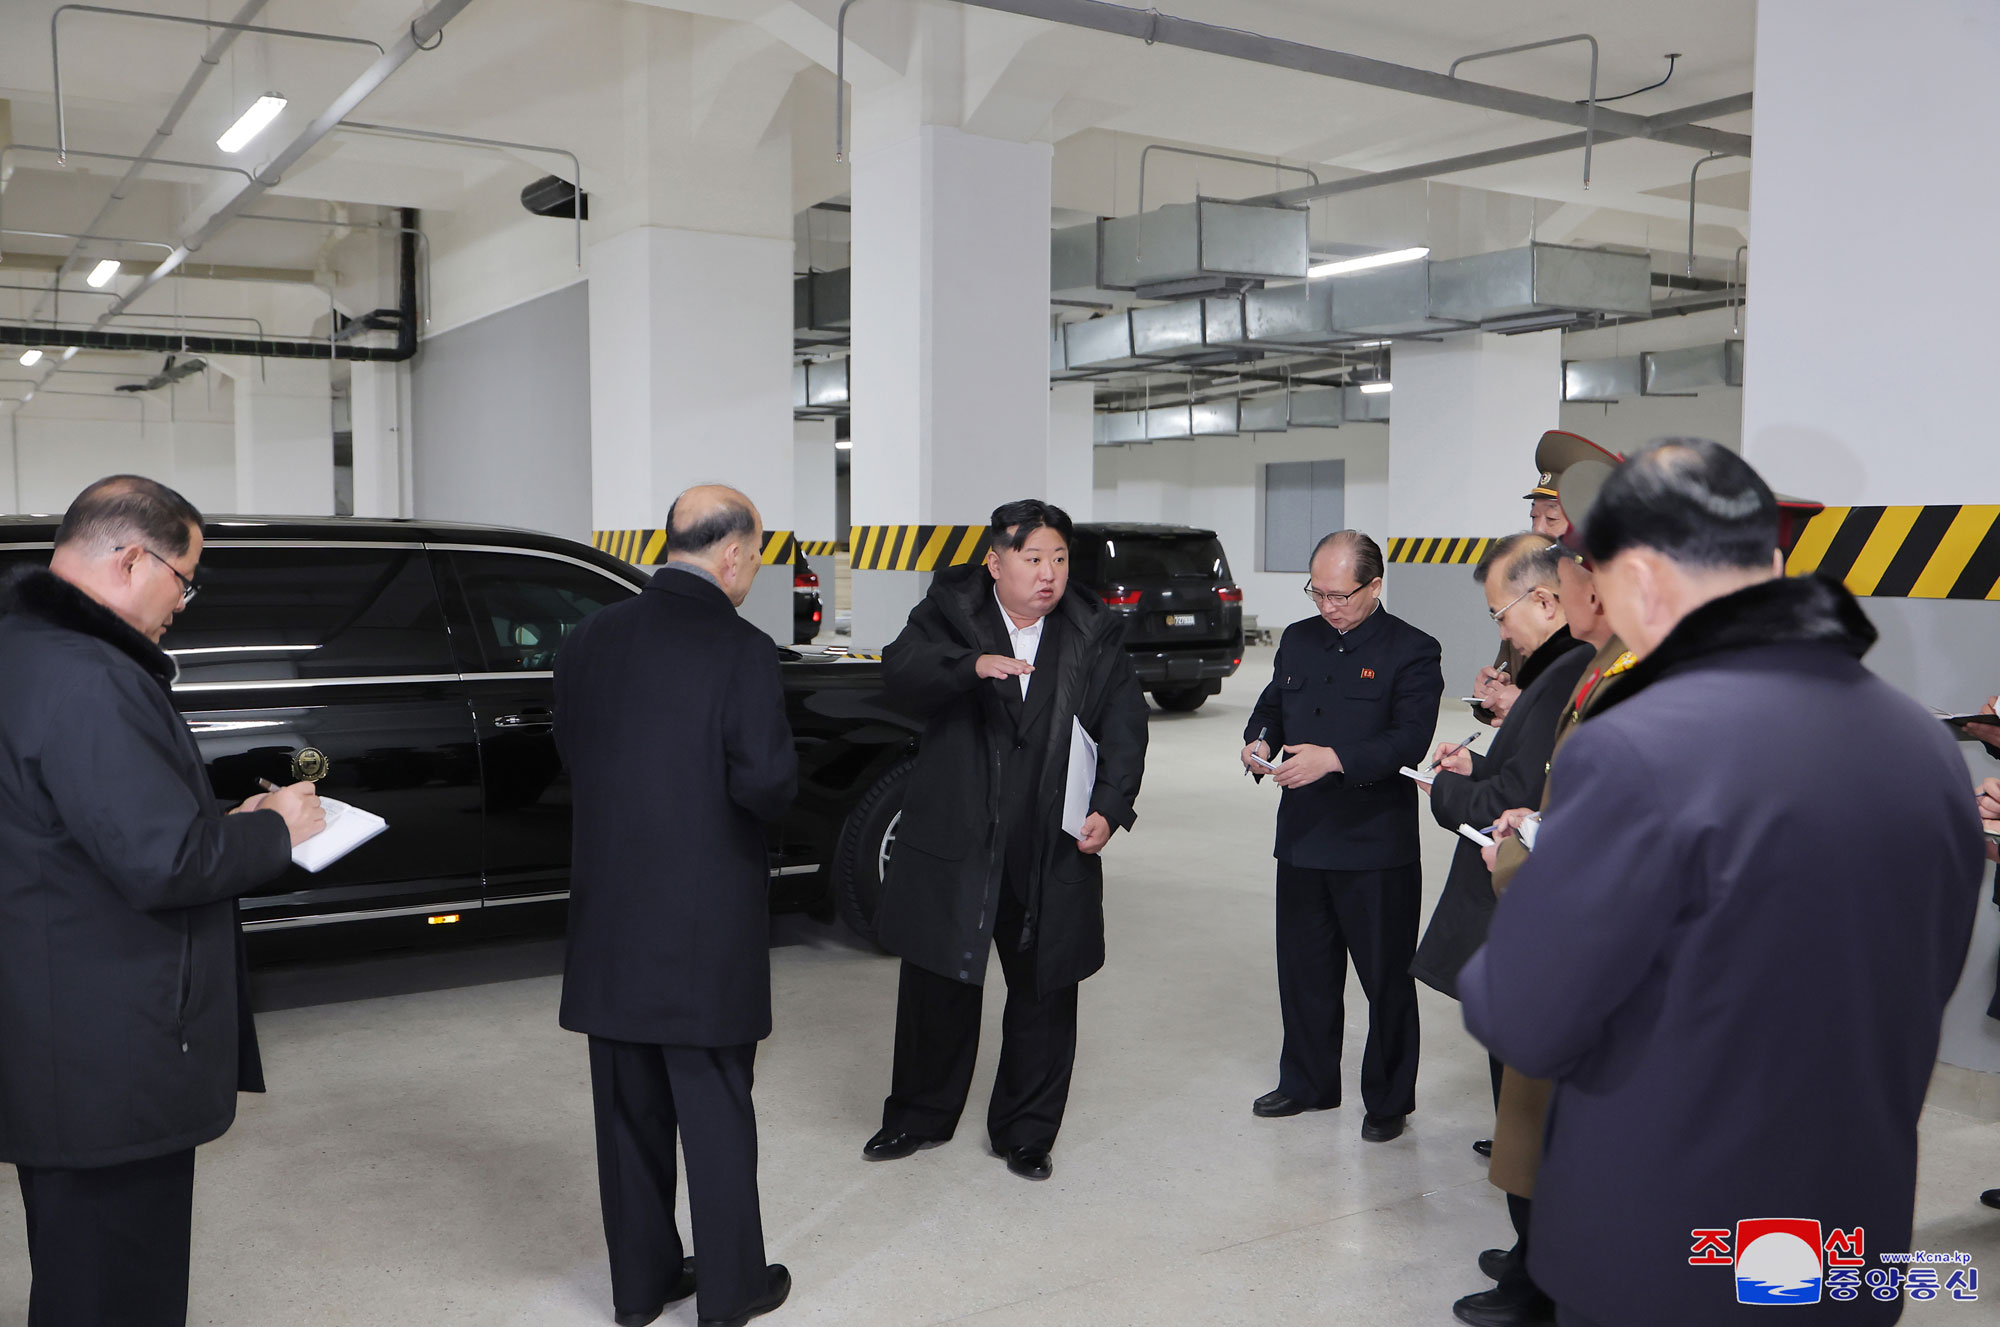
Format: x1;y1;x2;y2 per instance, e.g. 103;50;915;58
1487;584;1543;623
119;545;199;607
1304;578;1378;607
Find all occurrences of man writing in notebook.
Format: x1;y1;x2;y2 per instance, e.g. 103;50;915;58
863;500;1148;1182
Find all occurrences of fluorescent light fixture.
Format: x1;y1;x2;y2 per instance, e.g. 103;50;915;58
1348;339;1392;348
19;349;42;367
61;346;78;360
1359;381;1394;395
834;439;853;451
216;94;288;154
1308;247;1430;279
86;258;120;288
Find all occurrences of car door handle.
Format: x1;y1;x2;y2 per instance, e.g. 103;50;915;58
493;713;554;730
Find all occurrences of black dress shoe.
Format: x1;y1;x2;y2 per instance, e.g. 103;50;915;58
1252;1089;1333;1118
615;1258;696;1326
698;1264;791;1327
1473;1138;1493;1157
1982;1188;2000;1210
863;1127;944;1161
1361;1112;1407;1142
1004;1146;1053;1181
1451;1287;1555;1326
1478;1247;1512;1281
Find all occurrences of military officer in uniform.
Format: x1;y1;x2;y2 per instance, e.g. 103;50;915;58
1242;531;1444;1141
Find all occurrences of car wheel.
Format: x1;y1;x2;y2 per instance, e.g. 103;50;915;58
1152;686;1210;712
832;758;912;948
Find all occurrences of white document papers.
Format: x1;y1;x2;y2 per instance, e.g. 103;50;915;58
1062;717;1099;841
1517;813;1542;853
291;797;388;874
1398;765;1438;787
1457;823;1495;849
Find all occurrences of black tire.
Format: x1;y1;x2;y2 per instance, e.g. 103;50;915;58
1152;686;1210;712
831;758;913;948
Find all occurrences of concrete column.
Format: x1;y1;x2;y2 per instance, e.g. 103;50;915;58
1047;382;1095;521
349;362;408;518
1742;0;2000;1078
587;225;794;643
230;359;333;516
849;124;1053;646
1387;330;1562;686
793;419;838;543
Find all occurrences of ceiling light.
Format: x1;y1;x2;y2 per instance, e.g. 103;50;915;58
1359;381;1393;395
1308;247;1430;279
216;94;288;153
61;346;78;360
19;349;42;367
1348;339;1392;348
86;259;120;288
834;439;853;451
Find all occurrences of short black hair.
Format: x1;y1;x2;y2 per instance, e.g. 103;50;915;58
1308;530;1384;585
665;491;758;556
989;499;1073;553
55;474;203;556
1583;438;1778;571
1475;532;1563;593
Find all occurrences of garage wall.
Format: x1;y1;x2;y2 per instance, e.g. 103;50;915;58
2;414;236;517
1092;424;1389;634
411;281;592;545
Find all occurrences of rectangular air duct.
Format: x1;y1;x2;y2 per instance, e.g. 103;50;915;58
1129;297;1246;359
1191;400;1241;436
1642;339;1745;395
791;362;809;410
1239;394;1290;432
1144;405;1194;440
1063;313;1146;370
1096;200;1310;298
1096;410;1148;445
805;357;850;408
1564;355;1644;402
1288;386;1346;428
1328;263;1470;337
1243;279;1341;347
794;269;851;342
1343;384;1391;422
1428;243;1652;323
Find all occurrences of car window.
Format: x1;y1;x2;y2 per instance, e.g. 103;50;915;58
451;551;635;673
166;546;455;684
1094;534;1232;583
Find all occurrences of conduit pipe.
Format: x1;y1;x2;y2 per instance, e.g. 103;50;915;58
1687;152;1732;278
1449;34;1597;187
0;146;256;262
335;121;581;268
1136;145;1317;214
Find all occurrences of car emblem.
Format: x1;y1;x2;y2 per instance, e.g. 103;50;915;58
291;747;330;783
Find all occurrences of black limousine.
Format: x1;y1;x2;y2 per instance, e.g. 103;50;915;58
0;517;918;951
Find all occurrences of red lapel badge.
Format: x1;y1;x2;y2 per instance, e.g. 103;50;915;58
1359;667;1377;680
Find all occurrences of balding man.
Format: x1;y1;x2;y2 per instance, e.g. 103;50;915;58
556;485;797;1327
1242;531;1443;1141
0;475;322;1327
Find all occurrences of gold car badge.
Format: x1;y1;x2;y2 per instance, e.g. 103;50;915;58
291;747;330;783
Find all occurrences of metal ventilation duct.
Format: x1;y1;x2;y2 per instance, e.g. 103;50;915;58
1288;386;1345;427
794;268;850;343
1145;405;1194;440
1243;279;1341;347
1191;399;1240;436
1329;264;1470;337
1239;394;1291;432
1642;339;1745;394
1343;384;1391;422
1564;355;1643;402
1129;298;1246;359
1095;410;1149;445
1063;314;1146;370
1096;199;1310;299
1428;243;1652;323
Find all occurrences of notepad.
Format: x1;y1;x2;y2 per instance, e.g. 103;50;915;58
1457;823;1495;848
1518;813;1542;853
1062;718;1099;841
1399;765;1438;787
291;797;388;874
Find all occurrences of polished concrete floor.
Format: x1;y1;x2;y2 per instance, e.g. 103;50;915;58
3;647;1998;1325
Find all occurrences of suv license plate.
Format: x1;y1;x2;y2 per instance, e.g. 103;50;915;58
1167;613;1198;627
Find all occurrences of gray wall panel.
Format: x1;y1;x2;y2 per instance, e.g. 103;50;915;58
413;282;592;544
1384;561;1498;701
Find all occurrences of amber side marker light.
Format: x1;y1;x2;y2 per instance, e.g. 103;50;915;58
428;913;461;925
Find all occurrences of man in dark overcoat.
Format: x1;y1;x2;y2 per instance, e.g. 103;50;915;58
862;499;1148;1182
557;485;797;1327
1241;530;1444;1142
0;475;322;1327
1460;441;1986;1327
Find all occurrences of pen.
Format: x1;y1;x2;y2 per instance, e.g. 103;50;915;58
256;777;282;794
1428;731;1481;771
1245;726;1267;778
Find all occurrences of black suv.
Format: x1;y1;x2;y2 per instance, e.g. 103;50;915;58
0;518;918;950
1068;523;1243;711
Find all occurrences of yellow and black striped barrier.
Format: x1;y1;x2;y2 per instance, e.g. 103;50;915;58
1388;536;1495;566
850;524;991;571
1787;505;2000;600
593;529;798;567
796;539;843;557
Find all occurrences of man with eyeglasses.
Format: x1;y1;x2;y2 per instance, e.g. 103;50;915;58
1241;531;1443;1141
0;475;324;1327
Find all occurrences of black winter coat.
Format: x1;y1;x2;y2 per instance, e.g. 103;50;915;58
0;568;291;1169
1411;628;1591;999
554;569;798;1048
1461;576;1985;1327
874;565;1147;996
1245;606;1444;871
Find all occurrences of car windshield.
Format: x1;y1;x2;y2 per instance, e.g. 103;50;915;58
1096;534;1231;582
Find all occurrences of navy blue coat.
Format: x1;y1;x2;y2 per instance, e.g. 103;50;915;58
1245;605;1444;871
555;569;798;1047
1460;576;1984;1327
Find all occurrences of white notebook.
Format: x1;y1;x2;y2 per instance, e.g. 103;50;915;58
291;797;388;874
1062;717;1099;841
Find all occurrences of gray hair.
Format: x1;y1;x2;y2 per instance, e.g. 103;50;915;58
1475;531;1563;595
1309;530;1385;585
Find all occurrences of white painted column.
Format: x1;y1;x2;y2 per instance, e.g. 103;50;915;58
230;359;333;516
1387;330;1562;685
1742;0;2000;1078
1047;382;1095;521
792;419;838;543
849;125;1054;647
588;225;795;643
349;362;408;518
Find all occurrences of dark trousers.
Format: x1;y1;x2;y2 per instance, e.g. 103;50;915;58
1274;861;1422;1116
881;890;1079;1153
588;1037;766;1323
15;1147;196;1327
